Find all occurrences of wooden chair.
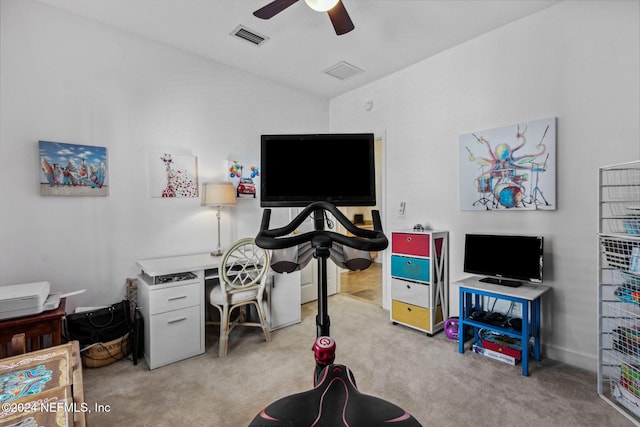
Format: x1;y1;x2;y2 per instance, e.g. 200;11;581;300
206;238;271;357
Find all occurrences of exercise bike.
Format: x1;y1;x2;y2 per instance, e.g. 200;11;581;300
249;201;421;427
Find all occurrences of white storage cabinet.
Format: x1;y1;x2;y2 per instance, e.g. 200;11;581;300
137;271;205;370
598;160;640;425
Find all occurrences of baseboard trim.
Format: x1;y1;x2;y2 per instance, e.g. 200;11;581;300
544;343;597;372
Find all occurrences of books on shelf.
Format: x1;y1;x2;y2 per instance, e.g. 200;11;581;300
481;334;522;360
472;343;519;366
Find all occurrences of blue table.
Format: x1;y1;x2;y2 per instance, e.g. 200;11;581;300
457;276;550;376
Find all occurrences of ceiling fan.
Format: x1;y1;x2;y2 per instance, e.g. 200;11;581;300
253;0;355;35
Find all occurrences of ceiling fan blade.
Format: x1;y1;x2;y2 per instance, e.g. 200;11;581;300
327;1;354;35
253;0;300;19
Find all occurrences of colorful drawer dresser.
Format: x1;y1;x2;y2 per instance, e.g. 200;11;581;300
390;230;449;335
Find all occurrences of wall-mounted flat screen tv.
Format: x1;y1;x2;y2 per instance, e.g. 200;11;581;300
260;133;376;207
463;234;544;287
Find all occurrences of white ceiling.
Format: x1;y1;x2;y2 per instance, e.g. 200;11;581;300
35;0;560;98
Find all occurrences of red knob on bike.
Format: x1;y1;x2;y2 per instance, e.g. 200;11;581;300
313;336;336;366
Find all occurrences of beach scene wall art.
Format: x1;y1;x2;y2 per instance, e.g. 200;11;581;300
39;140;108;196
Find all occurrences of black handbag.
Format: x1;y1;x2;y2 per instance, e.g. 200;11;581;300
64;300;133;346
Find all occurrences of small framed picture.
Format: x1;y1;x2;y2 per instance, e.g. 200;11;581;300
148;152;198;198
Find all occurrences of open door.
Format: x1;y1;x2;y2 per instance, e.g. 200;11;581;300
300;255;337;304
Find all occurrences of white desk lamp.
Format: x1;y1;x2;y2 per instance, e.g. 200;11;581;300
201;182;236;256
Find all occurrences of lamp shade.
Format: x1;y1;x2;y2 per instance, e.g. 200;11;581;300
201;182;236;207
305;0;339;12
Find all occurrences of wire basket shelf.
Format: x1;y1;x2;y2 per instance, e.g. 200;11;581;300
600;161;640;236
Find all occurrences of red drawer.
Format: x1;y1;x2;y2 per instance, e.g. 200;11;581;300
392;233;430;257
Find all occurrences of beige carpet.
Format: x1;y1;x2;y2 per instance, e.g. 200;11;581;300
82;294;633;426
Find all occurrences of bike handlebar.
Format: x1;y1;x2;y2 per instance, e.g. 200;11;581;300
255;201;388;252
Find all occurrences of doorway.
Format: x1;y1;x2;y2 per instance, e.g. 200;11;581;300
339;263;382;305
338;136;385;306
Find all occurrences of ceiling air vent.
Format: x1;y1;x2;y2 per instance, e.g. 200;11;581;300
231;25;269;46
323;61;364;80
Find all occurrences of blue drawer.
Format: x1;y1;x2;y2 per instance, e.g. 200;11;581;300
391;255;430;282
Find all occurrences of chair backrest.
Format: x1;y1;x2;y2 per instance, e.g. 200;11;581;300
221;238;271;290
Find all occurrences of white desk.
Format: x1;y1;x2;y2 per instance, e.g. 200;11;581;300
137;253;221;277
136;253;301;369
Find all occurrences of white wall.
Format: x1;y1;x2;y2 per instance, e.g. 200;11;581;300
330;0;640;370
0;0;328;309
1;0;638;373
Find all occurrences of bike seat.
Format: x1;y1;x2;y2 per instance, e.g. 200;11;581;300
249;364;421;427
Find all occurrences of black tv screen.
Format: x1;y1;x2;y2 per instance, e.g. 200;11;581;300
260;133;376;207
463;234;544;286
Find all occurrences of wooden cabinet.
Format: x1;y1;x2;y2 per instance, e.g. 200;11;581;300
390;230;449;335
0;341;86;426
0;298;66;357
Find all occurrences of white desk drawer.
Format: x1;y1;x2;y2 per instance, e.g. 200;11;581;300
391;278;430;307
147;281;201;315
148;305;202;368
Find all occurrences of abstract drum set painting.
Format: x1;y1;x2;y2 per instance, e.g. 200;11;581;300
459;117;557;211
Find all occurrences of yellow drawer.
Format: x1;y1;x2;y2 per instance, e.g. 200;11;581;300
392;300;431;331
391;300;444;333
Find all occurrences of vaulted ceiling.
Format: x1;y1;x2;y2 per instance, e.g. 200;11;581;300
36;0;560;98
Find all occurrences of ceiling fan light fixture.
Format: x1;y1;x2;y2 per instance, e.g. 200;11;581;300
304;0;339;12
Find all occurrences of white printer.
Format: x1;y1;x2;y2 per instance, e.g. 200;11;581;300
0;281;51;320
